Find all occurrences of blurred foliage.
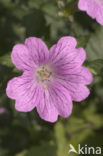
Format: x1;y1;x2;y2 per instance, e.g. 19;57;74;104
0;0;103;156
86;27;103;61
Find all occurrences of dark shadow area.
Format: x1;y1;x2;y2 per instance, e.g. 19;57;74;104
22;8;50;39
0;2;21;56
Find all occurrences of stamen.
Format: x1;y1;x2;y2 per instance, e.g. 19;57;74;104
36;66;52;84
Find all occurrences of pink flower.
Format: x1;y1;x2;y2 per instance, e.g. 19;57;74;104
0;107;7;114
78;0;103;25
6;37;93;122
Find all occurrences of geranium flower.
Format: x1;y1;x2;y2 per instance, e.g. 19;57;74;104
6;37;93;122
78;0;103;25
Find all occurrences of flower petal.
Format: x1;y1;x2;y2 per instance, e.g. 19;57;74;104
55;66;93;85
49;36;77;64
54;78;90;102
6;71;40;112
11;44;34;71
25;37;49;65
37;81;73;122
49;40;86;73
49;82;73;118
37;90;59;122
78;0;88;10
57;36;77;49
78;0;103;25
68;84;90;102
96;6;103;25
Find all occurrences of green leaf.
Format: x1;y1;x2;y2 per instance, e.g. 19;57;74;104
83;103;103;129
16;143;56;156
87;59;103;76
0;53;13;67
0;148;9;156
86;27;103;61
57;0;78;17
0;53;21;73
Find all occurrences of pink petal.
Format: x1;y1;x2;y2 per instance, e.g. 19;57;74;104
78;0;88;10
78;0;103;25
49;41;86;73
6;71;40;112
25;37;49;65
37;82;73;122
54;79;90;102
49;36;77;63
49;82;73;117
68;84;90;102
37;90;59;122
96;6;103;25
55;66;93;85
11;44;35;71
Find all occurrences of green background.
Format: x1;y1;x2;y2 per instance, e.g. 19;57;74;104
0;0;103;156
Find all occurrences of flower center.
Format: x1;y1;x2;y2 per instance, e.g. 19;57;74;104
36;66;52;84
